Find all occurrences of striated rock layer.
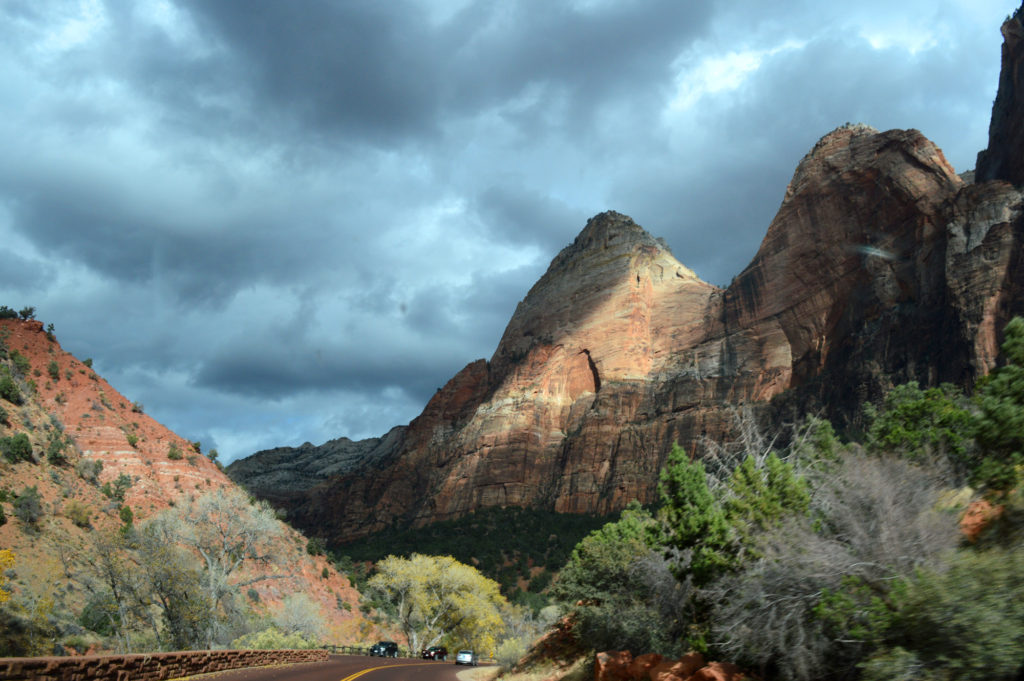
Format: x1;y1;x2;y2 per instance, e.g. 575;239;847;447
229;14;1024;545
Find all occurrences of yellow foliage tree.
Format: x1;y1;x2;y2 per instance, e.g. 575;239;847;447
0;549;14;604
368;553;506;656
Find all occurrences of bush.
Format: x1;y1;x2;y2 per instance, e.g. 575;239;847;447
65;500;91;528
0;371;22;405
125;432;138;448
77;458;102;484
230;627;319;650
119;505;133;528
306;537;326;556
46;435;68;466
9;351;30;378
495;637;530;669
82;358;92;368
2;434;33;464
0;405;7;426
12;486;43;526
706;453;960;680
882;545;1024;680
47;360;59;381
167;442;183;460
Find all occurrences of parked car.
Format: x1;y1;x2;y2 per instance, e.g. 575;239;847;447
455;649;477;666
421;646;448;660
369;641;399;657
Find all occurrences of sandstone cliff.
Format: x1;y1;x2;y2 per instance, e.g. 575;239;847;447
229;14;1024;545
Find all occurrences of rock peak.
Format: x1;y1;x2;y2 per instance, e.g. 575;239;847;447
570;210;666;252
547;211;677;278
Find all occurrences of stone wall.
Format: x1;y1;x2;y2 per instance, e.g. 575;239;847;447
0;648;328;680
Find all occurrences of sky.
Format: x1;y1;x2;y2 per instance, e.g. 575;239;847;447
0;0;1016;464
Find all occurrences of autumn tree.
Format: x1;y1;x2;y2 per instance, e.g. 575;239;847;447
65;529;147;653
368;553;506;655
133;519;213;650
148;488;284;647
0;550;13;604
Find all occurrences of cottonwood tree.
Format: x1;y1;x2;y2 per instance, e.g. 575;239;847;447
0;550;13;604
133;517;213;650
60;529;147;653
368;553;506;655
149;489;284;647
273;592;325;640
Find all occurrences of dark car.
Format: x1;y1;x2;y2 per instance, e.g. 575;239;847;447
421;646;448;660
369;641;399;657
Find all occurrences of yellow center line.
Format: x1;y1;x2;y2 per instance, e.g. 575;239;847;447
340;662;441;681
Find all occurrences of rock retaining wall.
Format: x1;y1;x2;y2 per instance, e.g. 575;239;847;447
0;648;328;680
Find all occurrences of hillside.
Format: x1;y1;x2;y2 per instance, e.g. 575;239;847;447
0;316;370;651
230;9;1024;546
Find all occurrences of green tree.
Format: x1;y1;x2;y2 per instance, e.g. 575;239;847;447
100;474;132;504
865;381;974;468
552;502;688;655
47;360;59;381
368;553;507;655
973;316;1024;490
553;501;656;604
657;443;731;586
722;452;810;561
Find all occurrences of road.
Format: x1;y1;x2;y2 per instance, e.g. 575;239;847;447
188;654;489;681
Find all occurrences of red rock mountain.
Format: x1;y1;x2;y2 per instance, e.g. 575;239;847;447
0;319;368;641
229;9;1024;545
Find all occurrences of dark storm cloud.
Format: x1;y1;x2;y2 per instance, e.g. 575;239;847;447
5;189;367;307
177;0;715;146
0;248;52;292
0;0;1015;463
193;330;467;402
472;185;587;252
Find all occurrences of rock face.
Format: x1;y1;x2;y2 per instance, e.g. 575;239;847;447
977;5;1024;186
229;10;1024;545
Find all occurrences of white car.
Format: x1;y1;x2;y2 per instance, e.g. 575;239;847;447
455;650;477;666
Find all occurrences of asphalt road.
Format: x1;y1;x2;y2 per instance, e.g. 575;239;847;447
189;654;485;681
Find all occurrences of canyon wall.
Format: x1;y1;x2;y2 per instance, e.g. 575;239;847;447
229;11;1024;545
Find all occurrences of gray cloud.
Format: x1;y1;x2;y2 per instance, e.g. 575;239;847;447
0;0;1015;463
